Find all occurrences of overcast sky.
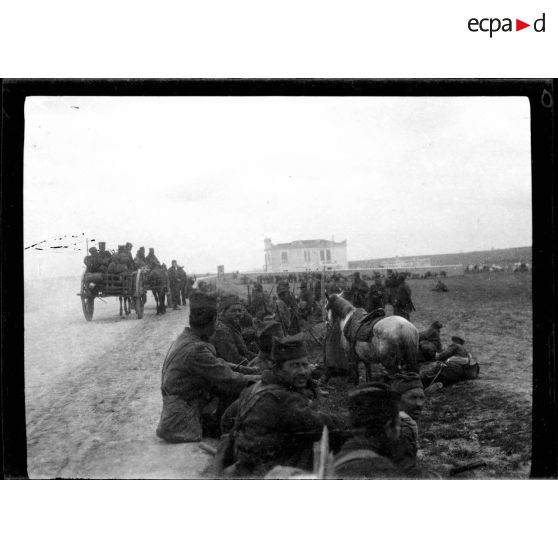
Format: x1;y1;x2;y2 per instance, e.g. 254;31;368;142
24;96;531;278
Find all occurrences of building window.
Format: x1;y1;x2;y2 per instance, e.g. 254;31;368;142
281;252;288;264
326;249;331;262
320;250;325;262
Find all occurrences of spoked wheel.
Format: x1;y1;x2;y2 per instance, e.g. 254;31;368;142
81;295;95;321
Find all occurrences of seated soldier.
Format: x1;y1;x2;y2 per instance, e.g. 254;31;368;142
134;247;146;268
210;294;258;366
432;279;448;292
391;373;425;477
334;383;403;479
155;291;258;443
145;247;161;270
418;320;443;362
223;334;342;478
84;247;102;272
125;242;135;269
97;242;111;272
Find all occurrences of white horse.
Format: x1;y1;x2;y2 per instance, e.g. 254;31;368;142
326;293;419;377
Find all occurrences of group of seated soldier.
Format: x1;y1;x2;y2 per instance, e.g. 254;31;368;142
84;242;163;275
154;288;447;479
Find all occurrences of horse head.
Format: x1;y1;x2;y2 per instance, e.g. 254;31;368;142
326;293;354;323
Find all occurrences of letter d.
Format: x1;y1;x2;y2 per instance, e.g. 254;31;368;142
534;13;545;32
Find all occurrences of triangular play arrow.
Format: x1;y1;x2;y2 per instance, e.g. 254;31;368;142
516;19;530;31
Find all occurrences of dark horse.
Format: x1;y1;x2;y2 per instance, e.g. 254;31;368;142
149;265;168;315
326;293;419;377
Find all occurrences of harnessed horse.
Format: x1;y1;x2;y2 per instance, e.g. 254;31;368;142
149;265;169;315
326;293;419;381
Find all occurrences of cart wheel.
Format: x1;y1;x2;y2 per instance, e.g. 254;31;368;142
135;296;144;319
81;295;95;321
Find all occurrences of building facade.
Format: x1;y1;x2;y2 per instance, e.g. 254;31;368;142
264;238;348;272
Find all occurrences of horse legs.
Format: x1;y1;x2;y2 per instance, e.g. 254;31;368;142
119;296;123;316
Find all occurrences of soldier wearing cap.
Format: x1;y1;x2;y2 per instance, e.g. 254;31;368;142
168;260;181;310
393;273;415;321
367;274;386;312
97;242;111;272
334;383;402;479
297;281;315;321
134;247;146;269
155;291;258;443
275;281;300;335
210;294;258;365
145;248;161;270
177;265;188;305
124;242;135;270
391;373;425;477
224;334;342;477
84;247;102;273
418;320;443;362
350;272;369;309
248;282;271;321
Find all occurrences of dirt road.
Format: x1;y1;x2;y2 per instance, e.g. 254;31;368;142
25;277;210;478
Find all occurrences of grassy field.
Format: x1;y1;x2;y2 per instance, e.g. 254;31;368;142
218;272;532;478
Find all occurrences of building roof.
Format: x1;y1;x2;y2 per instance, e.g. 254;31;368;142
267;239;347;250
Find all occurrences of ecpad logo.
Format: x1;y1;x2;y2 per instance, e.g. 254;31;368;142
468;13;546;37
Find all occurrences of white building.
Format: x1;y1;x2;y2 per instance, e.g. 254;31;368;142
264;238;348;272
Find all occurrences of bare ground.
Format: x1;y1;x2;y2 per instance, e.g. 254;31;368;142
25;277;210;479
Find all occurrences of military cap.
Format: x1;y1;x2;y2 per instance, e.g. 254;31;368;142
149;248;155;252
126;242;132;249
172;259;177;264
271;333;308;364
219;294;242;313
347;383;401;428
189;291;217;311
392;373;423;394
451;335;465;345
118;245;125;251
431;321;443;329
89;247;98;254
98;241;106;249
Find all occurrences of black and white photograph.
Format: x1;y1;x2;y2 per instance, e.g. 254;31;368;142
16;85;548;480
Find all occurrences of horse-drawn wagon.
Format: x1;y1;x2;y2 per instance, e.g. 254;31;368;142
79;270;147;321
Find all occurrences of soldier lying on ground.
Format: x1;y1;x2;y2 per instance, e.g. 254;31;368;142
210;334;343;478
420;335;480;389
155;291;259;443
